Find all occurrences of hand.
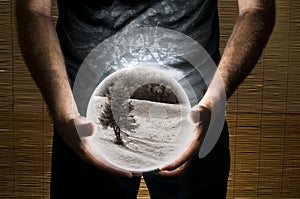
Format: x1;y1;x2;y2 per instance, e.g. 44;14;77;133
54;116;140;178
158;104;211;177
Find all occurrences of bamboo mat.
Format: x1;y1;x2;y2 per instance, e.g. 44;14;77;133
0;0;299;198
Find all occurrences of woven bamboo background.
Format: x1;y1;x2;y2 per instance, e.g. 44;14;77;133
0;0;299;198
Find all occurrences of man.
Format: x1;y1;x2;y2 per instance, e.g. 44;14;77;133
16;0;275;198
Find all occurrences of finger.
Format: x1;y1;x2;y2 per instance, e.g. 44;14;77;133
74;118;95;138
189;104;211;124
157;162;188;177
189;105;201;124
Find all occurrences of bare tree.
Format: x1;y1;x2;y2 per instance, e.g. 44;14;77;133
99;82;138;145
99;102;123;144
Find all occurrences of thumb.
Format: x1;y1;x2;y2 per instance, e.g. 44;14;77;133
75;117;96;138
189;105;201;124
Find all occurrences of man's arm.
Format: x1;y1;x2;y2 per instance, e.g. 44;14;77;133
160;0;275;176
16;0;76;122
201;0;276;107
16;0;133;177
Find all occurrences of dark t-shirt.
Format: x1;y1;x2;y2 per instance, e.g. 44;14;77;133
56;0;220;114
56;0;220;81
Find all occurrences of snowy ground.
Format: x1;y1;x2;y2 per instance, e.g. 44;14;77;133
87;96;195;172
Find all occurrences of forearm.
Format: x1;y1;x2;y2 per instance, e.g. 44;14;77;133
16;4;79;122
201;1;275;107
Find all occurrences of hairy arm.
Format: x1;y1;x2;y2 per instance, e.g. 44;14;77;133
160;0;275;176
201;0;276;107
16;0;78;122
16;0;133;177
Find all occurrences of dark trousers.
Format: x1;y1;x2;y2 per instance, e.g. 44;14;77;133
50;122;230;199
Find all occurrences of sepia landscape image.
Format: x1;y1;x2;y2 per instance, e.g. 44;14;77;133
86;67;195;172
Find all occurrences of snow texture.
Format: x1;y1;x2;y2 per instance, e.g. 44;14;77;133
87;96;194;172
